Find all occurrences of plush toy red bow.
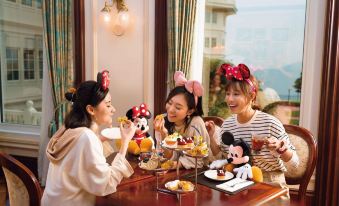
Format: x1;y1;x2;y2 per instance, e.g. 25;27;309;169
218;63;250;81
132;103;150;119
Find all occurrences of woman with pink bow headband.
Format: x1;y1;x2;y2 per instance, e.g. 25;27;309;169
153;71;213;169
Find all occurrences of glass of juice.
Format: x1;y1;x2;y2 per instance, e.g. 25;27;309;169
251;134;267;154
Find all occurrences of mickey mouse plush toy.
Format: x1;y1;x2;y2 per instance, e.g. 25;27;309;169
210;132;263;182
125;103;154;155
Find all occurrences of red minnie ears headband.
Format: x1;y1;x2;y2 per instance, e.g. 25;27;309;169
217;63;256;93
97;70;110;91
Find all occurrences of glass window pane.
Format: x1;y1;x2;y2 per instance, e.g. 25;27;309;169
203;0;306;126
22;0;32;6
0;1;43;125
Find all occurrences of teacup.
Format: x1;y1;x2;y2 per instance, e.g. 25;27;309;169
251;135;267;153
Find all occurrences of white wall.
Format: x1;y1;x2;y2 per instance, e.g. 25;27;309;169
85;0;154;126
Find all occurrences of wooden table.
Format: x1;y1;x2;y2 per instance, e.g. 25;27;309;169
96;155;287;206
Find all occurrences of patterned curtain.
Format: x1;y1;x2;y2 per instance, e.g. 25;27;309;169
167;0;197;88
42;0;74;135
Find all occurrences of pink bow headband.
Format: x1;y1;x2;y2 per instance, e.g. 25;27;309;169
218;63;256;93
174;71;204;105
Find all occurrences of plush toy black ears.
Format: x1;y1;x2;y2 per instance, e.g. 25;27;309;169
221;132;235;145
221;132;251;156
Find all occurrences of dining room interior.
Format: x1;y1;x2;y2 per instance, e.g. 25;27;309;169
0;0;338;206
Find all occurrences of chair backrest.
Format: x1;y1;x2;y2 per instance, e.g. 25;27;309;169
203;116;224;127
283;124;317;202
0;152;42;206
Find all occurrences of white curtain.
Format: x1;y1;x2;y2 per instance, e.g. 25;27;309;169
38;50;54;186
189;0;205;82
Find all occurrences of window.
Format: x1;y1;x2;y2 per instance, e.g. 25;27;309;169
22;0;32;6
39;50;43;79
0;0;43;126
211;37;217;48
205;37;210;48
212;12;217;23
205;11;211;23
6;48;19;81
203;0;306;127
24;49;35;80
36;0;42;9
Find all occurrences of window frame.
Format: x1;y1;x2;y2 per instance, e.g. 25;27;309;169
0;0;85;138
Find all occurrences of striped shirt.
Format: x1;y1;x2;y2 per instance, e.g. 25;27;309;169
219;110;296;172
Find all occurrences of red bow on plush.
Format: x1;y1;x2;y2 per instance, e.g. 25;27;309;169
132;103;150;119
218;63;250;81
101;70;110;91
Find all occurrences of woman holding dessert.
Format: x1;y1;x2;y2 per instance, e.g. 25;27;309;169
42;71;136;206
153;71;212;169
208;63;299;198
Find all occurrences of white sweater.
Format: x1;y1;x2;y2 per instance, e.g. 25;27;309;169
219;110;299;172
41;128;133;206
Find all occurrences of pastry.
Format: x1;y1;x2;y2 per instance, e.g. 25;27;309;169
179;181;194;192
165;133;180;146
161;160;175;170
184;137;194;147
217;169;225;179
166;180;180;191
177;138;187;148
117;116;128;124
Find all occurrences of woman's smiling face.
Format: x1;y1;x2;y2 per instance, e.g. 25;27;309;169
225;84;252;115
165;93;192;125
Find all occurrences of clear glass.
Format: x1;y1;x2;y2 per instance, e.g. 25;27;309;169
203;0;306;125
0;0;43;125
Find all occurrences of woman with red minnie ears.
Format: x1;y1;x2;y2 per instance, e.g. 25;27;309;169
208;63;299;199
42;70;136;206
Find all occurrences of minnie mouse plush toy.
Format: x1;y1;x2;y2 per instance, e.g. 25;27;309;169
210;132;263;182
125;103;154;155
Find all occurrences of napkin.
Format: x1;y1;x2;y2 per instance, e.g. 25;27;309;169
216;177;254;193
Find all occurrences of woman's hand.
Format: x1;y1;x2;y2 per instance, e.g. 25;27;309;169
266;137;284;151
119;120;136;156
205;121;216;139
153;116;168;138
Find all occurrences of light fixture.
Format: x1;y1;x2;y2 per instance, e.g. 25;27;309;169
101;0;130;36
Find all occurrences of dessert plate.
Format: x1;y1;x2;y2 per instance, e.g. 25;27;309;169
101;127;121;140
204;170;234;181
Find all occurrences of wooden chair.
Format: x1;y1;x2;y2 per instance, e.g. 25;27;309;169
283;124;317;205
0;152;42;206
203;116;224;127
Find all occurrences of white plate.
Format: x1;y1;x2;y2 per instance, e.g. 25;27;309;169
204;170;234;181
101;127;121;140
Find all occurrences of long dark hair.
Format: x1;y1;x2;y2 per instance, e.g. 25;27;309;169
164;86;204;134
64;78;109;129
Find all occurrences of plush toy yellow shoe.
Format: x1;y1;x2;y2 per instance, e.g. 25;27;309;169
140;138;153;153
251;166;263;182
128;140;141;155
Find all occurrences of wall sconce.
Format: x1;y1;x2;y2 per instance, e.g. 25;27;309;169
101;0;130;36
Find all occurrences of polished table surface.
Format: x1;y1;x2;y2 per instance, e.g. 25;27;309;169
96;155;287;206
